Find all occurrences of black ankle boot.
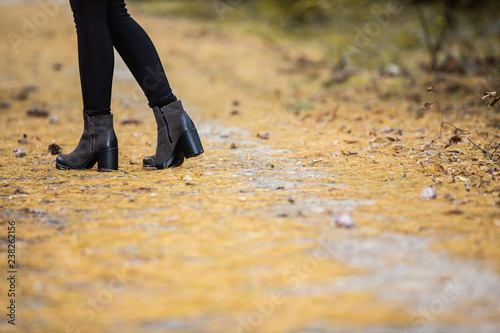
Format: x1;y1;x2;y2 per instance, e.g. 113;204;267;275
56;113;118;171
143;100;204;169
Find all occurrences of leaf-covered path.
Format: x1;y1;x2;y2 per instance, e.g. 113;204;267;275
1;2;500;332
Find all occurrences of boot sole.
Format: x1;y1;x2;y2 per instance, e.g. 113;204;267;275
56;148;119;172
143;128;204;170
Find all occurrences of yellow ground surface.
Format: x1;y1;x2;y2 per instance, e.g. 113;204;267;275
0;2;499;333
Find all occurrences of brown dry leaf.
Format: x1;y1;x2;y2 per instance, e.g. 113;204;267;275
27;107;49;118
0;101;11;109
345;139;358;144
48;143;62;155
444;135;463;149
432;163;446;173
386;136;401;142
424;163;447;175
257;132;273;140
120;118;143;125
490;97;499;108
341;150;358;156
446;208;465;215
420;101;434;111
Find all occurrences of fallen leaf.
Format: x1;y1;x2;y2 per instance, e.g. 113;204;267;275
257;132;273;140
446;208;464;215
0;101;11;109
420;101;434;111
490;97;499;108
12;86;38;101
48;143;62;155
120;118;143;125
26;107;49;118
444;135;463;149
52;63;63;71
341;151;358;156
386;136;401;142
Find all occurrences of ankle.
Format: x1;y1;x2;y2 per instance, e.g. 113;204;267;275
155;94;178;109
84;109;111;117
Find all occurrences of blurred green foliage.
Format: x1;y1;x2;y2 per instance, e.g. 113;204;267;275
130;0;500;71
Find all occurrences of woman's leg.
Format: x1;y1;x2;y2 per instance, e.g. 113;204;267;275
108;0;177;108
69;0;114;116
56;0;118;171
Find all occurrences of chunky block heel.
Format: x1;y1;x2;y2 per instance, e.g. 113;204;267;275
143;100;203;169
179;128;204;158
97;147;118;172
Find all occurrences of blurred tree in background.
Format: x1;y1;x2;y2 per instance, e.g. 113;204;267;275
131;0;500;74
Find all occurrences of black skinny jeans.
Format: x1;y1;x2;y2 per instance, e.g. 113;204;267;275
69;0;176;115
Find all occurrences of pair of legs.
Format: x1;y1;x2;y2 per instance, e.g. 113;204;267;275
69;0;177;114
56;0;203;171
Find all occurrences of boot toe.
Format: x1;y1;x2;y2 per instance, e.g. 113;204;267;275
143;155;155;167
55;154;68;168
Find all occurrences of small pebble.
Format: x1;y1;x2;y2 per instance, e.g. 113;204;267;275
420;187;437;200
18;134;28;145
49;115;59;124
13;147;26;158
333;212;355;228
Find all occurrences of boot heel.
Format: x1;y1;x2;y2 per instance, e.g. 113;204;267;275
179;129;204;158
97;148;119;171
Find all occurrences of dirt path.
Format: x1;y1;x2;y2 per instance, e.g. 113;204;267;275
1;1;499;332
